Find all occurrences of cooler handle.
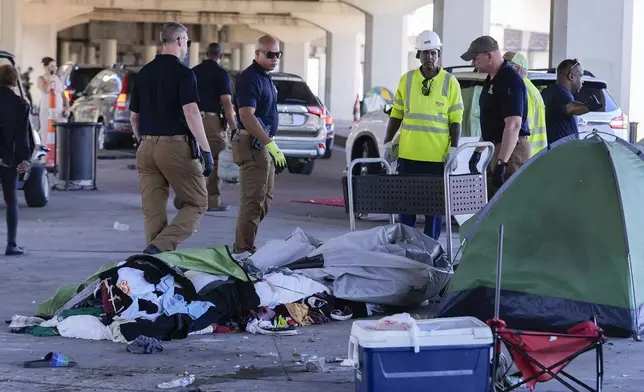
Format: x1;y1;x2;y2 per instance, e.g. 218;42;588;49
347;335;360;369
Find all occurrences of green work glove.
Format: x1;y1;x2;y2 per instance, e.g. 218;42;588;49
265;140;287;167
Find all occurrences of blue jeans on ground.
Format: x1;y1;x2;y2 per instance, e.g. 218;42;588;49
396;158;444;241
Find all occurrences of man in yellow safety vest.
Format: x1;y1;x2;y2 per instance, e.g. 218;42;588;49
503;51;547;156
383;30;463;241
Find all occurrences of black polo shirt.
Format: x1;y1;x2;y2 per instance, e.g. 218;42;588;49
235;60;278;137
192;59;232;113
129;54;199;136
479;60;530;144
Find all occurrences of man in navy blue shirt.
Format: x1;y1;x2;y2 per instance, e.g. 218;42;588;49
461;36;531;194
541;59;602;145
129;22;214;255
232;35;287;254
190;42;238;212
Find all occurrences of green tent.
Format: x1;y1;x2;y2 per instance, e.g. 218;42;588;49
37;246;248;317
438;134;644;338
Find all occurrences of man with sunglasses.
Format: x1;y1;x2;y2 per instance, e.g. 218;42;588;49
129;22;213;255
541;59;602;145
462;36;530;195
232;35;287;254
383;30;464;241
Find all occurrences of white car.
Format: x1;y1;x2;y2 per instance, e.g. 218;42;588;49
345;67;629;176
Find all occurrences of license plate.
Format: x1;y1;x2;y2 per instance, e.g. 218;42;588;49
279;113;293;125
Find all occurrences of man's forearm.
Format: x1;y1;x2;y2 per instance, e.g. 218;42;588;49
185;107;211;152
240;113;271;145
449;123;461;147
384;118;402;143
130;113;140;139
498;125;520;162
223;104;237;130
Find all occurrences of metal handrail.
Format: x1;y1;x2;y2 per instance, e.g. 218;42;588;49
347;158;394;231
444;141;495;263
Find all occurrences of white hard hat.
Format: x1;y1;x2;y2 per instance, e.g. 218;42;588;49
415;30;442;51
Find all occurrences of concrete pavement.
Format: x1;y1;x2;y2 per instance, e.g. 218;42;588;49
0;150;643;391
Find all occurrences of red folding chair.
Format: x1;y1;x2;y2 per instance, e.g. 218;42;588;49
488;318;606;391
488;226;606;391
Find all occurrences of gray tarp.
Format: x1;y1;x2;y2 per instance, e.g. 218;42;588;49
246;224;451;307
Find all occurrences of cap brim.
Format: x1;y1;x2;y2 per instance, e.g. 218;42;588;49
460;51;475;62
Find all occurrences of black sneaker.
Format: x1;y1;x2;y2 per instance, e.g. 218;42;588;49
207;203;230;212
5;245;25;256
142;244;161;255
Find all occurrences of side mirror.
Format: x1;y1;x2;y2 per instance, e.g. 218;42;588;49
383;104;393;115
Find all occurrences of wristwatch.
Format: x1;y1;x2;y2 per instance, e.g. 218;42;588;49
496;159;508;166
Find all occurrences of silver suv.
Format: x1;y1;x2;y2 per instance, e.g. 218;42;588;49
230;71;327;175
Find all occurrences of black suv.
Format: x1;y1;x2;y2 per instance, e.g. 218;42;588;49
57;63;104;107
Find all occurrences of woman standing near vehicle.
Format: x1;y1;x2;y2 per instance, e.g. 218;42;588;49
0;65;32;255
36;57;68;142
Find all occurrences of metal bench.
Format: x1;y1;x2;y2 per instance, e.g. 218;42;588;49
343;142;495;263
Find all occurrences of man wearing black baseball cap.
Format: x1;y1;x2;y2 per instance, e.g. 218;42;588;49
462;36;531;196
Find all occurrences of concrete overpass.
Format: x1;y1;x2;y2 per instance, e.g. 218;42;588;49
0;0;641;123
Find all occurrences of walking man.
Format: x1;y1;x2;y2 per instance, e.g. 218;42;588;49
189;42;237;212
503;51;547;156
541;59;601;145
0;65;31;255
462;36;530;195
129;22;214;255
232;35;287;254
383;30;463;241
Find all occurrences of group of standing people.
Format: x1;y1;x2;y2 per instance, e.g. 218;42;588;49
385;31;601;241
128;22;286;256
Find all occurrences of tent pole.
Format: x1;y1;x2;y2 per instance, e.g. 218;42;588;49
494;224;504;320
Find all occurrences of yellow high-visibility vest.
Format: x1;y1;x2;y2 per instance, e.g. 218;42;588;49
390;68;464;162
524;77;547;156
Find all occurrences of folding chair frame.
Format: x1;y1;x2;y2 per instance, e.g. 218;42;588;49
491;327;605;392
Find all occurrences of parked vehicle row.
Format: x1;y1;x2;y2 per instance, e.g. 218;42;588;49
61;62;333;175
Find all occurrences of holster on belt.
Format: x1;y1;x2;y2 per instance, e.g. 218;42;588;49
240;117;272;151
187;134;201;160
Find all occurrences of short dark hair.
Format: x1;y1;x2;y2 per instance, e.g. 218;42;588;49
0;65;19;87
557;59;580;76
42;57;55;66
207;43;223;57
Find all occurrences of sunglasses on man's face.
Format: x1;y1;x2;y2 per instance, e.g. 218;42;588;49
421;78;435;96
259;50;283;59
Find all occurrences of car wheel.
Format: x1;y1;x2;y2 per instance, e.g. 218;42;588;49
351;138;380;176
24;164;50;208
286;158;315;175
322;138;333;159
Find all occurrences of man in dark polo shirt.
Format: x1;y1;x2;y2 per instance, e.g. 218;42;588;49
462;36;531;195
232;35;287;254
189;42;237;212
129;22;214;255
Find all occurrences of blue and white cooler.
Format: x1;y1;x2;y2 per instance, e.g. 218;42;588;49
348;315;493;392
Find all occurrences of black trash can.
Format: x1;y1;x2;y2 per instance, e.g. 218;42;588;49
629;122;639;144
53;121;101;190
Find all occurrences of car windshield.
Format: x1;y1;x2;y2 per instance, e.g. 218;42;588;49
531;79;618;113
273;80;319;105
68;67;103;92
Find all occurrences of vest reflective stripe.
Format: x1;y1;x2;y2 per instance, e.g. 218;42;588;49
398;68;459;162
524;78;547;157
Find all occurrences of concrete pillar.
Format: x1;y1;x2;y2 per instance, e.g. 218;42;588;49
143;45;157;64
282;41;310;79
189;41;200;68
317;52;327;104
550;0;633;115
433;0;491;67
60;41;71;64
364;13;409;93
231;47;241;70
326;30;362;121
86;45;97;65
0;0;21;57
69;52;79;64
241;43;256;69
630;0;644;124
100;39;117;66
21;23;56;72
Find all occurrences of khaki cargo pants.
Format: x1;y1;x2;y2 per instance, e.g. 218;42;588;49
203;113;228;208
136;135;207;251
231;131;275;254
488;135;531;197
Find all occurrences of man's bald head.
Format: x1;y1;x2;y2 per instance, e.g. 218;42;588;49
254;35;281;71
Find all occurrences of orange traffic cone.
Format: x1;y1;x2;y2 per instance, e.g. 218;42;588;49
353;94;361;123
45;81;57;169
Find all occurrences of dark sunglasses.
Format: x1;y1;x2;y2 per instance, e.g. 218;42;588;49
176;37;191;48
421;78;435;96
258;50;283;59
